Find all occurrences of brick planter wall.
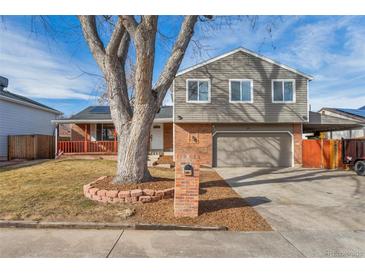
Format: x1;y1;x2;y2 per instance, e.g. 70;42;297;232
83;176;174;204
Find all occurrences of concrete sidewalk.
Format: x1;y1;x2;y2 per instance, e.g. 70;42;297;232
0;228;364;257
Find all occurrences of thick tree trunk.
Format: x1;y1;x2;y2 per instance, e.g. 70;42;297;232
113;104;155;183
79;15;199;184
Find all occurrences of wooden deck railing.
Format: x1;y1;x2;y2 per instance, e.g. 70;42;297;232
58;141;117;154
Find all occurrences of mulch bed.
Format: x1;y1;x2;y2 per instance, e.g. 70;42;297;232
127;169;272;231
91;176;174;191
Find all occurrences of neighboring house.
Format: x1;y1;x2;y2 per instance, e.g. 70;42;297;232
53;47;359;168
319;107;365;139
0;76;62;161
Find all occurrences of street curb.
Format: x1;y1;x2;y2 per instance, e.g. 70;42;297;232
0;220;228;231
135;223;228;231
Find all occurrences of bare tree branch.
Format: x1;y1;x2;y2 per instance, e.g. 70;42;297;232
106;17;125;56
78;16;106;67
116;31;133;118
121;15;138;37
130;15;158;105
141;15;158;29
154;15;198;106
117;31;130;62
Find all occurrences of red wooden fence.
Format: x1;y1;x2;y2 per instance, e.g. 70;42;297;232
58;141;117;154
302;139;343;169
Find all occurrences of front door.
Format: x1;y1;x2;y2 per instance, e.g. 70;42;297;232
151;124;163;151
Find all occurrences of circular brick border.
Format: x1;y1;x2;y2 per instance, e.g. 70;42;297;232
83;176;174;204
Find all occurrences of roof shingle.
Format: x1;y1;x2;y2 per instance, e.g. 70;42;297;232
0;89;61;114
69;105;172;120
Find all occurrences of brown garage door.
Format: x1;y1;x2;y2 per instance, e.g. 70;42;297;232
213;132;293;167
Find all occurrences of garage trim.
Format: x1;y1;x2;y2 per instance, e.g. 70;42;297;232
212;130;294;167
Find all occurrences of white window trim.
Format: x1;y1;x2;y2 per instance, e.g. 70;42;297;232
271;79;296;103
229;79;254;103
186;79;211;103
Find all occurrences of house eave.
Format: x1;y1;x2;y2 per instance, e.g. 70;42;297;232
0;94;63;115
52;119;113;124
52;118;173;124
319;107;365;122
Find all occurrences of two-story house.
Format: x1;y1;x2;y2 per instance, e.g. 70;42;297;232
54;48;314;167
173;48;312;168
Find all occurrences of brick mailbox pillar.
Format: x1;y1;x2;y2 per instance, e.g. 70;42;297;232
174;153;200;218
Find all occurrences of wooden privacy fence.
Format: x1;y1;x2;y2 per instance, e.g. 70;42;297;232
302;139;343;169
8;135;54;160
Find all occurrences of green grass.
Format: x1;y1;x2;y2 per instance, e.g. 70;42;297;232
0;159;173;222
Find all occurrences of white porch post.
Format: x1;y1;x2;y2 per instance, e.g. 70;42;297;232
54;125;58;159
101;123;103;141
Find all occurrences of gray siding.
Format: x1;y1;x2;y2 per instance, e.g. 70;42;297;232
174;51;309;123
0;99;58;160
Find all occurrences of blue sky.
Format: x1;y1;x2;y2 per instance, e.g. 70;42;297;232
1;15;364;116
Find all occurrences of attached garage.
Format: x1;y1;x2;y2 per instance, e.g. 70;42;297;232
213;131;293;167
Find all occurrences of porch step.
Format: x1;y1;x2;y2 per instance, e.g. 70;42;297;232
147;154;160;167
151;155;175;168
149;151;163;156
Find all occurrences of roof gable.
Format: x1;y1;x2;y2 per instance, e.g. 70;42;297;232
176;47;313;80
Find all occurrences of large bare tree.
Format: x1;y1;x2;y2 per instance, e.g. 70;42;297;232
78;16;199;183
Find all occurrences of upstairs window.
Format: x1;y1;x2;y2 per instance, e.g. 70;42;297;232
186;79;210;103
229;79;253;103
272;79;295;103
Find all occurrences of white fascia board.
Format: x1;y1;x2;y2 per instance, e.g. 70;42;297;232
176;47;314;80
52;118;173;124
52;119;113;124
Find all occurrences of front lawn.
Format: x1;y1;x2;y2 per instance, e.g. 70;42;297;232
0;159;271;231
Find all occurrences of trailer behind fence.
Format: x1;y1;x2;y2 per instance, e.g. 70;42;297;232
8;135;54;160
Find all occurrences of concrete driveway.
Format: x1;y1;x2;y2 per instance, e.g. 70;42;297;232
214;167;365;257
215;167;365;231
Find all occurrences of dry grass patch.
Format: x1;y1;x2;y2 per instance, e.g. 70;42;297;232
0;159;271;231
0;159;170;222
